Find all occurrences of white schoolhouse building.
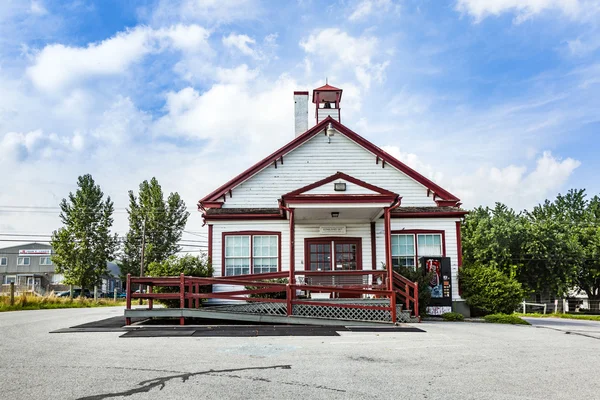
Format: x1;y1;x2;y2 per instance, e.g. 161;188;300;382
198;84;468;315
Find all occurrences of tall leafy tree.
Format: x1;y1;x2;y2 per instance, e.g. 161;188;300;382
119;177;189;280
51;174;118;294
462;189;600;308
461;203;526;278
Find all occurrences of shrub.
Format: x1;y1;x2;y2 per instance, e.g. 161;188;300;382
483;313;530;325
442;312;464;321
459;264;524;315
146;254;213;308
393;265;433;316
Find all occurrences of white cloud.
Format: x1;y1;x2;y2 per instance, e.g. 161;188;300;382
567;35;600;56
223;33;257;57
348;0;399;21
215;64;259;84
452;152;581;209
0;129;82;162
150;0;261;25
455;0;599;23
30;0;47;15
300;28;390;89
154;76;299;150
26;24;211;92
383;146;580;209
382;145;445;184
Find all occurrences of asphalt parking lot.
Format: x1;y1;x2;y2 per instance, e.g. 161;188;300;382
0;307;598;400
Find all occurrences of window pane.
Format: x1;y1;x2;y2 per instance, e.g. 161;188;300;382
417;234;442;256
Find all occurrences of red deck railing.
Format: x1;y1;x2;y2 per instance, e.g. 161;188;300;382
126;270;418;325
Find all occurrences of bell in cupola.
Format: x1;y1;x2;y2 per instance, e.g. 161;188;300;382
312;82;342;124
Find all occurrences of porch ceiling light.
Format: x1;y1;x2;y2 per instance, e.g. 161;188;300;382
331;212;339;218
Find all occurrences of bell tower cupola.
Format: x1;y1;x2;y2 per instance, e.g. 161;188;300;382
312;82;342;124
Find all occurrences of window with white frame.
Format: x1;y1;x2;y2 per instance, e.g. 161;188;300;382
391;234;415;268
0;257;7;266
252;235;278;274
17;257;30;266
417;234;443;257
40;257;53;265
224;234;279;276
391;233;443;269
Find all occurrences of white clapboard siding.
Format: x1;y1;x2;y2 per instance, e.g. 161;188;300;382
305;179;377;195
294;223;372;271
222;132;437;208
317;108;340;123
375;218;462;300
211;221;289;301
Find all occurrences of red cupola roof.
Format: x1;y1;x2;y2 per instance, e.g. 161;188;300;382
312;83;343;103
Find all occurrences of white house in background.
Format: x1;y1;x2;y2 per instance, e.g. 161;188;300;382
198;84;468;314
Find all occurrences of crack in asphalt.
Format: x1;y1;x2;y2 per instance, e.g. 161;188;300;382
213;372;346;393
75;365;292;399
533;325;600;340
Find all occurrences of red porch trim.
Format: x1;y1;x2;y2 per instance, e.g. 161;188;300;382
455;221;462;267
221;231;282;277
391;211;468;218
303;237;363;271
202;201;223;209
283;171;397;197
205;213;285;221
370;222;376;270
198;117;460;207
284;194;398;204
384;207;392;290
208;224;213;263
289;208;295;283
456;221;463;296
436;200;460;207
391;229;446;258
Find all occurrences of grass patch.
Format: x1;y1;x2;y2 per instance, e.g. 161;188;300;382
441;312;464;321
515;313;600;322
483;313;530;325
0;294;129;312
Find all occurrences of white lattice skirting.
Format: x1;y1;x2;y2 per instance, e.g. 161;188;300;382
209;299;418;323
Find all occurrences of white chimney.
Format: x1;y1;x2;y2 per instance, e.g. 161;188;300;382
294;91;309;137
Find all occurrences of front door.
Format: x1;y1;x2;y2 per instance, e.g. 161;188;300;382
305;238;362;271
305;238;363;298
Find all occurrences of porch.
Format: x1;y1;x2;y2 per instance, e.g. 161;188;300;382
124;269;419;326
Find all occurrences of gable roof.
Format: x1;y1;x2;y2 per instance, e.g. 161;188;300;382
283;171;396;197
199;117;460;207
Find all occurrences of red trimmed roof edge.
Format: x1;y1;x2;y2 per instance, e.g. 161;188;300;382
198;117;460;206
313;83;342;92
282;171;397;197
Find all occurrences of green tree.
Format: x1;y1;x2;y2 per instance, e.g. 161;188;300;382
462;203;527;279
462;189;600;307
146;255;213;307
460;264;525;315
119;178;189;280
527;190;600;308
51;174;118;295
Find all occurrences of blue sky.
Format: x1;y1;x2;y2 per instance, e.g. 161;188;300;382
1;0;599;237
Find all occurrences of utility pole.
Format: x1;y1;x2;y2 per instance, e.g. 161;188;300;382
139;219;146;305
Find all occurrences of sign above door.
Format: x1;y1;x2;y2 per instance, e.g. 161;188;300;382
319;226;346;235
